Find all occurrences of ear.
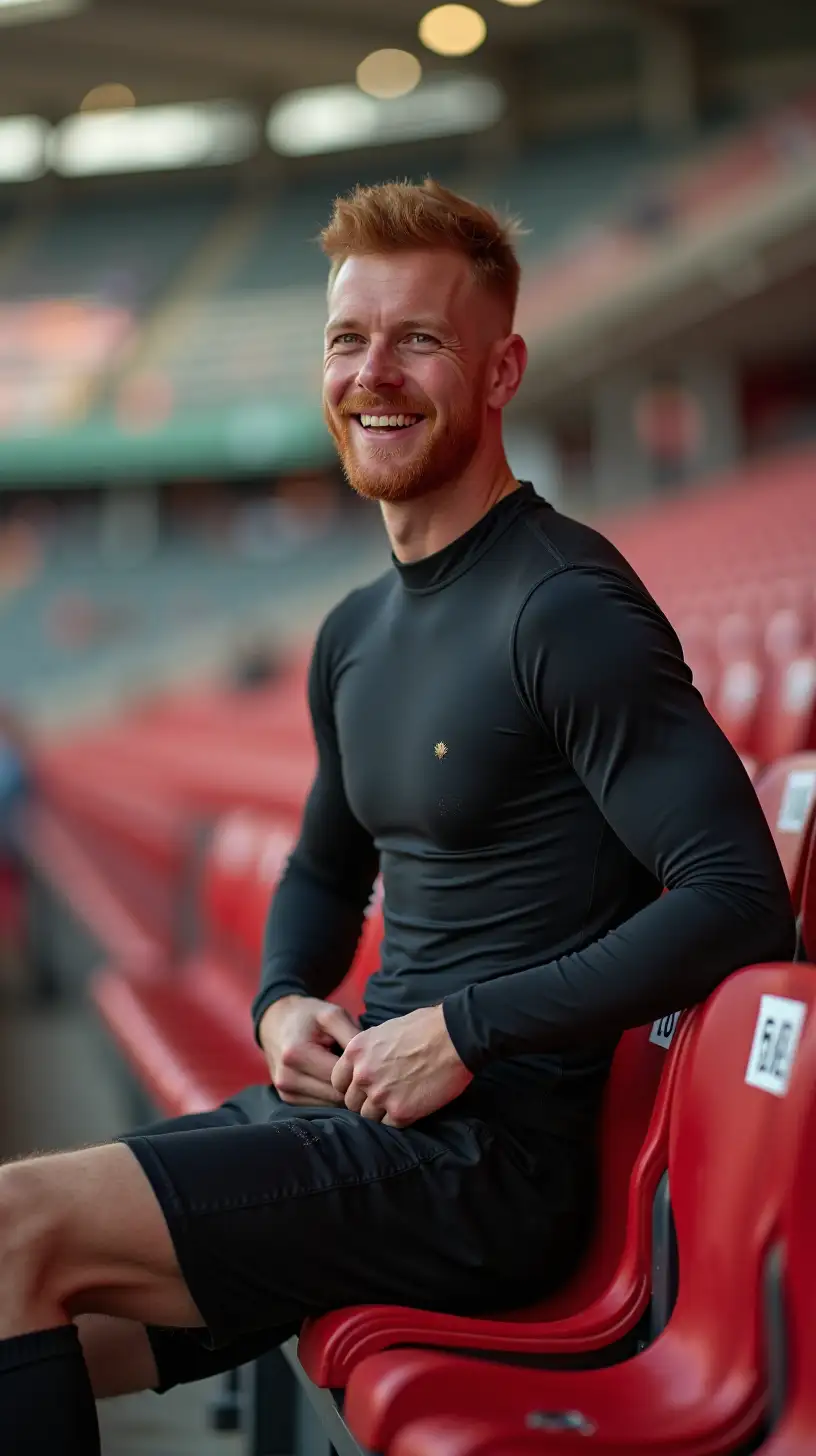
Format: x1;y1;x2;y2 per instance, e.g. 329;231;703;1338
486;334;527;411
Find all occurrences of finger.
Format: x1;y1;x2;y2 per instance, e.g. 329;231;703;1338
382;1112;412;1129
277;1091;344;1108
343;1081;368;1115
360;1098;387;1122
276;1072;344;1105
315;1004;360;1050
296;1044;343;1083
331;1053;354;1097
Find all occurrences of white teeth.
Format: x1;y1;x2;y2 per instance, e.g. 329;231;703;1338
359;413;420;428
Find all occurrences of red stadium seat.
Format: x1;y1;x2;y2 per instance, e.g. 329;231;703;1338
800;831;816;961
755;755;816;911
347;964;816;1456
297;1009;695;1387
712;652;765;754
754;1060;816;1456
756;650;816;764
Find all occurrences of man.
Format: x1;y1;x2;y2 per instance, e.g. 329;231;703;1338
0;181;795;1451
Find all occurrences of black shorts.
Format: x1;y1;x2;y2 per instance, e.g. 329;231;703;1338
117;1084;596;1394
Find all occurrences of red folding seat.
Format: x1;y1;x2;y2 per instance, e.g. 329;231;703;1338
753;1060;816;1456
711;637;765;754
755;754;816;912
200;811;284;962
756;649;816;763
297;1009;696;1387
799;830;815;961
348;963;816;1456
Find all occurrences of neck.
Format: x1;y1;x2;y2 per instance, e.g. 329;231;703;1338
382;443;519;564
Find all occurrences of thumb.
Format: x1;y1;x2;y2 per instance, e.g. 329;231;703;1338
315;1002;360;1049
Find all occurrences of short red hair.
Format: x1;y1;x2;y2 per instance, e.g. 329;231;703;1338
320;178;522;325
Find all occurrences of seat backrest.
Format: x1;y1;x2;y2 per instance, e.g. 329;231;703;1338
768;1061;816;1449
713;654;765;753
201;810;297;963
532;1009;695;1321
667;964;816;1387
755;755;816;911
757;653;816;764
800;831;816;963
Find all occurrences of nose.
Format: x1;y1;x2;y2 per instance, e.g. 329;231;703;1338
355;339;404;394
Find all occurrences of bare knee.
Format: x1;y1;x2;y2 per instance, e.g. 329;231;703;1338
0;1158;63;1321
77;1314;159;1400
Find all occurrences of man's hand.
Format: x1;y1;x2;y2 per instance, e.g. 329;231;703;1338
258;995;360;1106
331;1005;473;1127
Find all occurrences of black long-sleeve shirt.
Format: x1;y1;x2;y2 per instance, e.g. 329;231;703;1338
252;484;795;1137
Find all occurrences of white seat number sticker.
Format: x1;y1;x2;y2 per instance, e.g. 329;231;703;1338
745;995;807;1097
650;1011;682;1049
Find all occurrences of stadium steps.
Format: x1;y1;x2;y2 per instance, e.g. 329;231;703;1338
92;192;270;405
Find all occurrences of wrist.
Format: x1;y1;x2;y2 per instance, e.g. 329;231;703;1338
256;992;308;1046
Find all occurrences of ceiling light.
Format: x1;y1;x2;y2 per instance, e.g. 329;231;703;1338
268;74;504;157
418;5;486;57
356;49;422;100
0;0;85;22
0;116;49;181
80;84;136;113
49;101;258;177
495;0;543;6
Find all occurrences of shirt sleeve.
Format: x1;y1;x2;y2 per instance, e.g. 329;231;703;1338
442;567;797;1073
251;615;380;1041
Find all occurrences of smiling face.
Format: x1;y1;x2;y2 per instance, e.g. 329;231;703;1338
322;250;505;503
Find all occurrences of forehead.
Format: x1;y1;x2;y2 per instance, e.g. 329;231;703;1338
327;250;477;330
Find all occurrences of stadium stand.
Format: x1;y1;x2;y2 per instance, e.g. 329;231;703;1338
0;187;231;434
5;100;806;472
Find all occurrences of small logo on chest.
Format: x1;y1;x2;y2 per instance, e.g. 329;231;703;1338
434;741;448;760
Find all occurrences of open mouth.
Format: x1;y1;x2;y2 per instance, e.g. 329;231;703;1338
353;412;425;438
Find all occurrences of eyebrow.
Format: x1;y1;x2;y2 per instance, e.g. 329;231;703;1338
325;317;448;337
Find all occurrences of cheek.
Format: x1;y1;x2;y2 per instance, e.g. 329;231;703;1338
322;361;351;409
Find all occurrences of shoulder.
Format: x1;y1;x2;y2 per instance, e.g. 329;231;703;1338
310;568;394;692
316;569;393;652
512;565;685;721
515;563;671;644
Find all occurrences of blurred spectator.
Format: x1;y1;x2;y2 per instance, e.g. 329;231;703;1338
228;638;284;690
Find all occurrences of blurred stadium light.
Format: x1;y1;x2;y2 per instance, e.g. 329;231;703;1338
267;74;504;156
0;115;48;181
0;0;84;22
49;102;259;177
418;5;487;57
356;50;423;102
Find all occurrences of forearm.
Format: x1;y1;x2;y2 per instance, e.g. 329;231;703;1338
443;881;795;1072
251;858;370;1042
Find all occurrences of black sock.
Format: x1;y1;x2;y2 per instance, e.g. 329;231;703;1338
0;1325;99;1454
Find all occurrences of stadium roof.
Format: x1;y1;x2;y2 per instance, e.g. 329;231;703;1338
0;0;753;151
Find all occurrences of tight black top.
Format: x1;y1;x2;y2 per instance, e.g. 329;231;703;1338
252;484;795;1138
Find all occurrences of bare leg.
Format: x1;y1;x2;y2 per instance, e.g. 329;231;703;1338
0;1143;206;1338
77;1315;159;1400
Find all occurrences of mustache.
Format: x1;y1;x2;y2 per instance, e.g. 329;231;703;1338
336;393;432;419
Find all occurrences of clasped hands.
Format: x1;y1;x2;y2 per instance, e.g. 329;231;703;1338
258;994;472;1127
